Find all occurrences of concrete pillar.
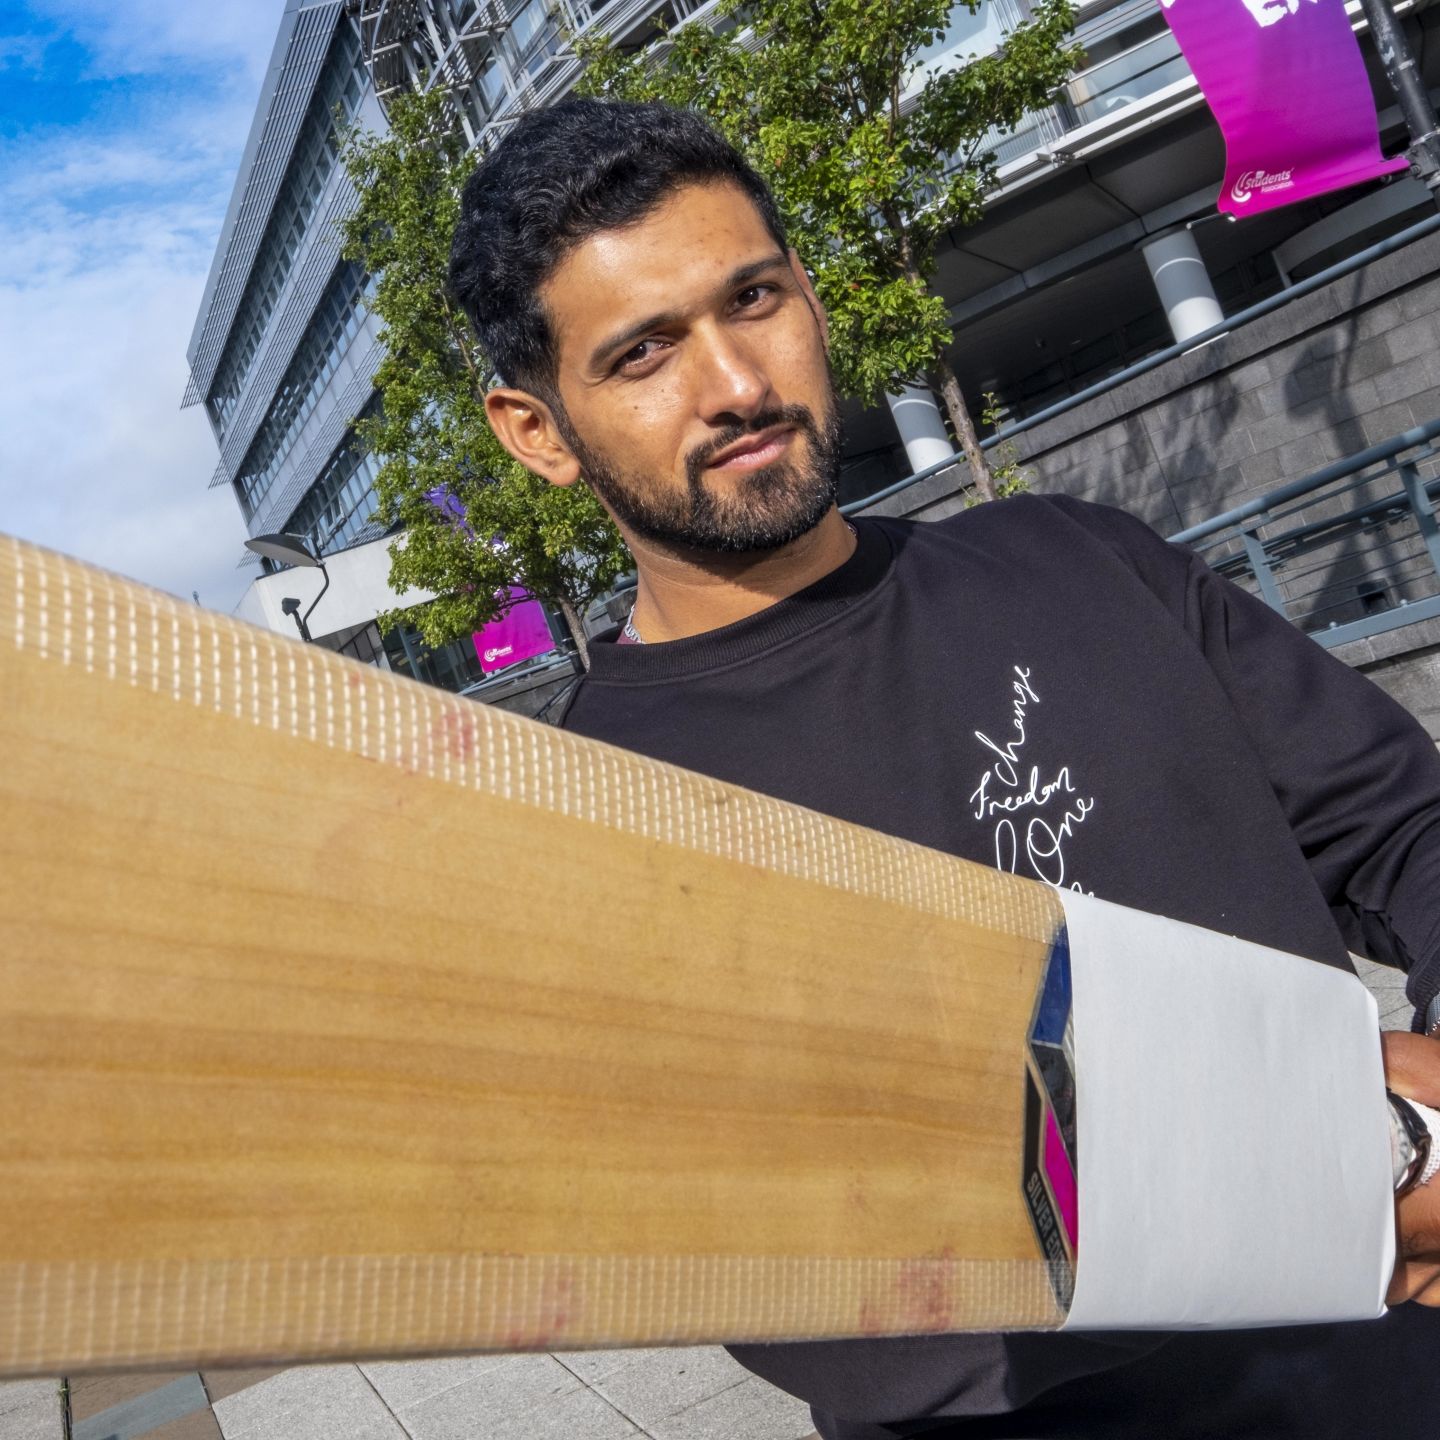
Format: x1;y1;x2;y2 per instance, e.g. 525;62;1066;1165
1140;228;1224;345
886;383;954;474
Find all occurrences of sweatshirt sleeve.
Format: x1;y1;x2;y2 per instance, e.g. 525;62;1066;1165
1051;494;1440;1024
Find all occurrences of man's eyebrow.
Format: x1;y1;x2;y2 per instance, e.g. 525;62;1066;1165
585;253;791;374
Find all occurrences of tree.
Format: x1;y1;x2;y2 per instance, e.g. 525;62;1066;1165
338;87;630;667
578;0;1080;502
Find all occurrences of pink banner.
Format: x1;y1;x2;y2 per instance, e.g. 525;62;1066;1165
1161;0;1407;216
472;592;555;674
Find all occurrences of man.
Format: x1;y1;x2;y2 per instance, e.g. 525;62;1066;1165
449;98;1440;1438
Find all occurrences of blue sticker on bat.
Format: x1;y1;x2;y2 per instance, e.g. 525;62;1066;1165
1030;925;1071;1047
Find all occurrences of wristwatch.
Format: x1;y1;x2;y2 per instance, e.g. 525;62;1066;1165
1425;993;1440;1039
1389;1091;1434;1195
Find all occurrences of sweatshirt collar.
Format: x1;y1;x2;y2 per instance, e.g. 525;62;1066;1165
583;517;896;683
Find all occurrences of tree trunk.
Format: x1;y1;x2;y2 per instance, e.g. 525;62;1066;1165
892;243;997;506
558;595;590;671
931;351;997;504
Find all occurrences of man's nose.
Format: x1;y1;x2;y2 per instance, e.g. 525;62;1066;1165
690;324;772;424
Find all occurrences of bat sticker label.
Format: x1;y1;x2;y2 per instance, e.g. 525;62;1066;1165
1023;925;1077;1311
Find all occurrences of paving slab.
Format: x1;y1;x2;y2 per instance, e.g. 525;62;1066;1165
648;1373;815;1440
551;1346;658;1385
360;1352;522;1412
396;1353;639;1440
1353;952;1414;1031
201;1368;287;1404
212;1364;406;1440
142;1407;224;1440
70;1371;195;1423
0;1379;63;1440
577;1344;756;1431
73;1373;208;1440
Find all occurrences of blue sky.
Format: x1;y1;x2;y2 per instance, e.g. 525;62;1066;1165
0;0;287;613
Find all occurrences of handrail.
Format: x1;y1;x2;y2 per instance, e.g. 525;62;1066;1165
841;210;1440;517
1170;417;1440;545
1157;419;1440;651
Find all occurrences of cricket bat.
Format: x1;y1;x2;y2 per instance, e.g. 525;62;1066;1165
0;533;1393;1378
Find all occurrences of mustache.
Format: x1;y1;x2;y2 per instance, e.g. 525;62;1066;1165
684;405;819;487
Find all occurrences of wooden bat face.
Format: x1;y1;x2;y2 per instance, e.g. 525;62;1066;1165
0;533;1065;1376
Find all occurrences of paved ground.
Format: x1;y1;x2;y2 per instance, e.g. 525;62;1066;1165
0;960;1413;1440
0;1348;815;1440
1354;950;1416;1031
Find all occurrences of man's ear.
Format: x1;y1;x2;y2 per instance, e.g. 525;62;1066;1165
485;387;583;489
789;248;829;351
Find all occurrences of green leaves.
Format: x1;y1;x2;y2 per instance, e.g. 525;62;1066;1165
339;89;630;653
577;0;1078;494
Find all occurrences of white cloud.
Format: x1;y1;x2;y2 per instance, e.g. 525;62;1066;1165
21;0;282;88
0;185;256;612
0;33;48;71
0;11;280;614
9;131;236;204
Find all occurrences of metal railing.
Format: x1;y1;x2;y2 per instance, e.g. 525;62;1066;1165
1169;419;1440;649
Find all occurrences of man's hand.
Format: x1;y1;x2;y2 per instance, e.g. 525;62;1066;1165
1382;1030;1440;1305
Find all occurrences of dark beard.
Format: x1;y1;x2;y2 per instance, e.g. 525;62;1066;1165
560;390;844;554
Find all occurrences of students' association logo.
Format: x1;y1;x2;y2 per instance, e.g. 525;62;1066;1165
1229;167;1295;204
483;645;514;664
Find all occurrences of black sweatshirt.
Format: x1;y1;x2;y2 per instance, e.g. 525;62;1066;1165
561;495;1440;1439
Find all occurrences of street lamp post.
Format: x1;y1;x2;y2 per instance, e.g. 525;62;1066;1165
243;533;331;645
1356;0;1440;207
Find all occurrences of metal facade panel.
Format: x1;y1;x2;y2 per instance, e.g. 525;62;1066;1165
218;170;365;479
186;2;344;399
251;335;385;541
185;2;305;364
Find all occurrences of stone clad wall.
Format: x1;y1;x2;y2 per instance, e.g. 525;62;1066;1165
869;227;1440;738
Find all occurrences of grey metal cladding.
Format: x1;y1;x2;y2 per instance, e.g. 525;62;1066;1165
217;168;365;478
186;1;344;397
186;2;308;366
251;335;385;540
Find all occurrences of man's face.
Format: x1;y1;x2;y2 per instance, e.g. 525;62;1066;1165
539;181;842;553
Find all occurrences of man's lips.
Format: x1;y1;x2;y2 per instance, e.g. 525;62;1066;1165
705;426;796;472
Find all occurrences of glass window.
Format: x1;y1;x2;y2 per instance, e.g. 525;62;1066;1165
479;55;506;109
233;260;368;517
279;394;385;558
509;0;547;55
382;623;486;691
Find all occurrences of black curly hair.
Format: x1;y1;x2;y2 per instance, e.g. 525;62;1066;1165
447;98;788;399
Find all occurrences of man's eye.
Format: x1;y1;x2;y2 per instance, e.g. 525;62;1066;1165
735;284;775;309
616;339;664;372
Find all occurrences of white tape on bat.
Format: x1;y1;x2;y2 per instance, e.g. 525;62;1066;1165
1056;891;1394;1331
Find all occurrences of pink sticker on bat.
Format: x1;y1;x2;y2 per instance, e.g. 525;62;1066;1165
1044;1107;1079;1252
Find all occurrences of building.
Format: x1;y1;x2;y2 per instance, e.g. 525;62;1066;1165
185;0;522;698
190;0;1440;714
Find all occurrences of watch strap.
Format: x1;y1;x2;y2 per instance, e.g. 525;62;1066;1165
1414;1099;1440;1189
1388;1091;1440;1195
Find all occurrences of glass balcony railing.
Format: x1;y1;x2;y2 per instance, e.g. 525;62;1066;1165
930;5;1194;186
366;0;1196;204
1064;28;1189;129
